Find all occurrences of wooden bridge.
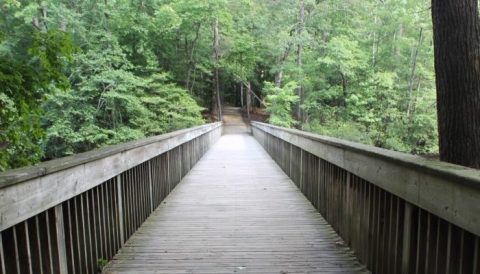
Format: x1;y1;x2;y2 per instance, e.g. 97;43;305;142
0;107;479;274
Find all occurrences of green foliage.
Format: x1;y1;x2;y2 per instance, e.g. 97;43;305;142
0;0;439;171
42;42;204;159
263;81;299;128
1;0;205;170
0;15;75;170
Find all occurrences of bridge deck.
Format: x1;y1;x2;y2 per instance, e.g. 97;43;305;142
104;132;367;273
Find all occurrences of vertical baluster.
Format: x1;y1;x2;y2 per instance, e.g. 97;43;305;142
104;180;112;259
425;214;436;274
345;173;352;246
84;193;94;274
366;184;375;269
54;205;68;274
123;172;130;239
387;192;394;273
70;199;82;274
12;226;21;273
63;203;75;273
79;194;90;273
89;190;98;272
136;166;143;228
112;178;119;251
459;230;465;274
95;185;104;262
148;161;154;213
289;144;293;177
127;170;134;237
446;223;453;274
32;215;43;274
473;237;478;274
420;211;429;273
0;233;5;274
380;191;389;273
117;175;125;247
100;183;107;259
142;163;149;219
48;210;60;273
401;202;413;274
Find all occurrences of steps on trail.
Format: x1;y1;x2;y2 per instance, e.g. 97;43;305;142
222;106;250;134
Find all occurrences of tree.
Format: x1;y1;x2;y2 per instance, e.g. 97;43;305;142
263;81;299;128
432;0;480;168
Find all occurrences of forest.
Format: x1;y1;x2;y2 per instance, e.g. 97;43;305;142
0;0;437;171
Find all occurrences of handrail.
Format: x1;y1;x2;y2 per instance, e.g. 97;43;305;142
0;122;221;232
0;122;222;274
252;121;480;274
252;121;480;189
0;123;221;189
252;121;480;235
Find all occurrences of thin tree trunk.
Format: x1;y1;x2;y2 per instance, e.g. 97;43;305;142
394;24;404;58
186;23;201;91
275;70;284;88
296;0;305;123
432;0;480;168
275;44;293;87
212;18;222;120
407;28;423;117
340;72;348;107
240;83;244;107
372;14;378;67
246;82;252;119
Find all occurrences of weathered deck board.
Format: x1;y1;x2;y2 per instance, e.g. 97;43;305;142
104;131;368;273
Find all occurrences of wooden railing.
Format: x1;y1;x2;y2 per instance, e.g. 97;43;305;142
252;121;480;274
0;122;222;274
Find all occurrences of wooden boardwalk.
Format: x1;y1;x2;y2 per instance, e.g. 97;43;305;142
104;129;368;273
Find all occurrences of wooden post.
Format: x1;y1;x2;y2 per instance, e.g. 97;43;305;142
54;205;68;274
116;175;125;246
401;202;413;274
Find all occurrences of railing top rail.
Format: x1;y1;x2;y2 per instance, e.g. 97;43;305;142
0;122;222;189
251;121;480;189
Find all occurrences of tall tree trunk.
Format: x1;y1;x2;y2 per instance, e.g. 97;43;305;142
394;24;404;58
372;14;378;67
275;70;284;88
296;0;305;123
212;18;222;121
246;82;252;120
407;28;423;117
340;72;348;107
432;0;480;168
186;23;201;92
240;83;244;107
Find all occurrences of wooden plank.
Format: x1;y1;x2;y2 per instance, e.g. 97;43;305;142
104;133;367;273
